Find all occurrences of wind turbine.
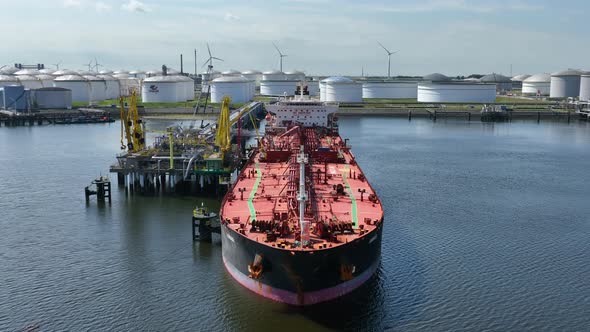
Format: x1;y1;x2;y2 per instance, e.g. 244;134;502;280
53;61;62;70
377;41;399;78
94;57;103;72
272;42;287;72
202;43;223;70
84;60;94;71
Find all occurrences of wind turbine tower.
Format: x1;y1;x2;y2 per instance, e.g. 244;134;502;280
272;42;287;72
377;41;399;78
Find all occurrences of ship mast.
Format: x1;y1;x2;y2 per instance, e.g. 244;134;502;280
297;145;309;246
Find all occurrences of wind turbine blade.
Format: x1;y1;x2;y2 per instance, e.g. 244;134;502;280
202;58;211;67
212;57;224;61
272;42;282;55
377;41;390;54
207;43;212;57
391;50;400;55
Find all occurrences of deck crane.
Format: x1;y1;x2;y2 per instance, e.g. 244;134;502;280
215;96;231;156
119;90;145;152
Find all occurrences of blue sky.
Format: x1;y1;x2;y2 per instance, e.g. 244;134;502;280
0;0;588;76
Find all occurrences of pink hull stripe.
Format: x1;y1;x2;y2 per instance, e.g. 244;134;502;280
223;255;379;306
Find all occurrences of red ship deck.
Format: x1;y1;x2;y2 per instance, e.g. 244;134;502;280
221;125;383;251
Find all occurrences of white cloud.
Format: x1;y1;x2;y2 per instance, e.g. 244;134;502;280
95;1;112;12
224;13;240;21
63;0;81;7
122;0;150;13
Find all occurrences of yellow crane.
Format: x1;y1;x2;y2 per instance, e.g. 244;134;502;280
119;90;145;153
215;96;231;154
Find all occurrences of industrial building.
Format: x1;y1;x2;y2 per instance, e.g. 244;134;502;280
417;82;496;103
362;80;418;99
480;73;512;92
0;85;29;111
550;70;583;98
53;75;91;103
522;73;551;96
320;76;362;103
580;74;590;101
30;87;72;109
142;75;186;103
210;76;253;103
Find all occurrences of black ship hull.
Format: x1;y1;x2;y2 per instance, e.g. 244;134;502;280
221;220;383;306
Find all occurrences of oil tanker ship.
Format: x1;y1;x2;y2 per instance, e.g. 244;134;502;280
219;86;384;306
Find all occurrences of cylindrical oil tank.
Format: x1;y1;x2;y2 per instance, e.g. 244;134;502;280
97;75;121;99
260;80;298;96
580;74;590;101
550;70;582;98
83;75;107;101
36;74;55;88
52;69;77;77
142;75;184;102
0;75;22;88
480;73;512;92
262;70;285;81
16;75;44;89
241;70;262;87
53;75;91;103
511;74;530;90
522;73;551;96
417;83;496;103
306;81;319;96
320;76;362;102
211;76;252;103
284;71;305;81
362;81;418;99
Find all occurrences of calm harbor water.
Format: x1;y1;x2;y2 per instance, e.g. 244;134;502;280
1;117;589;331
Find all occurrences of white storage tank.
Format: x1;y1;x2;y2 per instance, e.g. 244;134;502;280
83;75;107;102
129;70;146;80
145;69;162;77
362;81;418;99
580;74;590;101
31;87;72;109
99;70;114;75
320;76;363;102
260;80;298;96
417;82;496;103
262;70;285;81
222;69;242;77
52;69;77;77
53;75;91;103
17;75;44;89
241;70;262;86
171;75;194;101
114;73;140;96
522;73;551;96
14;69;40;76
422;73;451;82
211;76;252;103
0;75;21;88
306;80;320;96
36;74;55;88
142;75;184;102
97;75;121;99
38;69;56;75
550;70;582;98
481;73;512;92
113;70;129;75
200;70;221;93
284;70;305;81
511;74;530;89
0;67;19;75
